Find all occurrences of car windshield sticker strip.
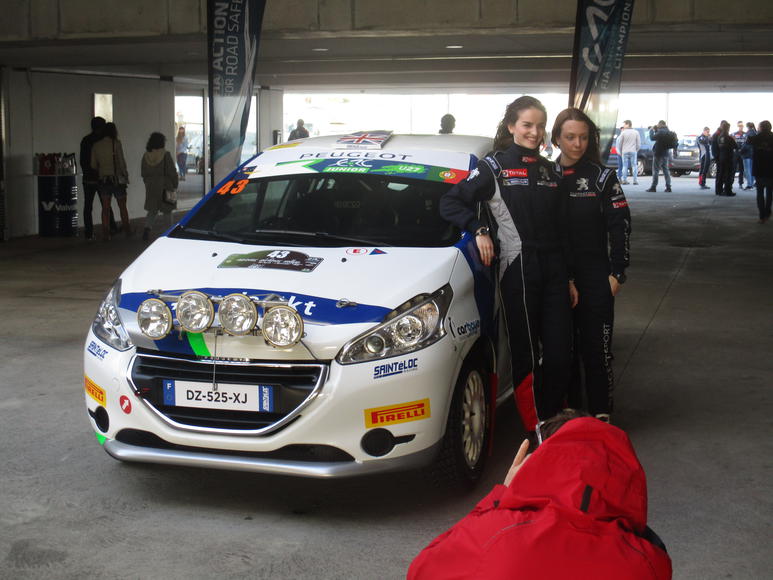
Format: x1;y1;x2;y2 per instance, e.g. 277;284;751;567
273;158;468;183
186;332;211;357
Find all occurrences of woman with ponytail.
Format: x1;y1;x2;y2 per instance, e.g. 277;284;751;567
439;96;574;434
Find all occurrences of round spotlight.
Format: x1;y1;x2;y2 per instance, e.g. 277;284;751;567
137;298;172;339
394;315;423;347
176;291;214;333
364;334;386;355
218;294;258;336
261;306;303;348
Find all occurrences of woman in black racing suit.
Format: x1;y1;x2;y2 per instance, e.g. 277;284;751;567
551;108;631;422
439;96;574;433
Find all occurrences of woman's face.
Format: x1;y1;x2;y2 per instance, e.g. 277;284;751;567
507;107;546;150
557;120;590;166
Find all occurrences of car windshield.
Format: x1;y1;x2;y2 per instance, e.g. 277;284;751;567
172;173;460;247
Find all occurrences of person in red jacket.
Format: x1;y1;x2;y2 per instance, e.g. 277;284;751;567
408;411;672;580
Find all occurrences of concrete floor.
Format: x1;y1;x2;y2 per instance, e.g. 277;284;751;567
0;176;771;579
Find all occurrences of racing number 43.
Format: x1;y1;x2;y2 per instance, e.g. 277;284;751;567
217;179;249;195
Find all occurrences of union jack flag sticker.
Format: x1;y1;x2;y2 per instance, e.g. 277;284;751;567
336;131;393;149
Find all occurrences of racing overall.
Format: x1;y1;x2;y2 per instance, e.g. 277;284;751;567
440;143;572;431
696;133;712;188
561;158;631;416
712;133;737;196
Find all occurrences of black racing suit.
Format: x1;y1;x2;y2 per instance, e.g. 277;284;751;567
561;158;631;416
733;130;747;187
712;132;737;195
440;143;572;431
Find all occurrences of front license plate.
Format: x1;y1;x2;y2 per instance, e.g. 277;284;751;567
162;380;274;412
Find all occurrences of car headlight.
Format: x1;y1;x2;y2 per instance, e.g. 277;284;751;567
137;298;173;339
176;291;214;333
337;285;452;364
261;306;303;347
92;280;133;351
218;293;258;336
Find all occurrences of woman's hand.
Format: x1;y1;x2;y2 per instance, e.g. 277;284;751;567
476;234;495;267
608;275;620;296
569;279;579;308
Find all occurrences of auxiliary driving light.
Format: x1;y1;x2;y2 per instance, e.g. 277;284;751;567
176;291;214;333
261;306;303;348
218;293;258;336
137;298;172;339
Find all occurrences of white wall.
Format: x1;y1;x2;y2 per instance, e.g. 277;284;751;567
5;70;174;238
258;87;284;151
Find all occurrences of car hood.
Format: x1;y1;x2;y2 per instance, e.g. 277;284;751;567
116;236;460;361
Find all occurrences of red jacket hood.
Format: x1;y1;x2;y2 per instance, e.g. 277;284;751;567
500;418;648;532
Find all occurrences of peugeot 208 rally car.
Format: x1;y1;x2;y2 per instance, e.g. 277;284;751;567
84;131;513;486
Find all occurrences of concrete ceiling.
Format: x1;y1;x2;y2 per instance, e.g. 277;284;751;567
1;24;772;92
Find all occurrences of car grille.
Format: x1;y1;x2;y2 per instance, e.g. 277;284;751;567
129;351;327;434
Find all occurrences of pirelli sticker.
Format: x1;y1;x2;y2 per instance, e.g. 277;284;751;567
85;376;106;405
364;399;430;428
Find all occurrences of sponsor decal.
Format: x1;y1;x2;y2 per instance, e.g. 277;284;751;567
466;167;480;181
503;177;529;186
347;247;370;255
336;131;393;149
456;319;481;337
119;395;132;414
576;178;590;191
364;398;431;428
611;193;625;201
296;151;412;161
521;156;538;163
537;181;558;188
501;168;527;178
612;200;629;208
439;170;457;180
373;357;419;379
323;159;372;173
85;376;106;406
539;166;550;181
87;340;108;360
267;142;301;150
376;163;426;174
612;183;623;195
370;248;387;255
219;250;323;273
570;191;598;198
41;201;77;212
563;168;576;176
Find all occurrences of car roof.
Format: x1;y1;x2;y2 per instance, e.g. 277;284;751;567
242;133;494;179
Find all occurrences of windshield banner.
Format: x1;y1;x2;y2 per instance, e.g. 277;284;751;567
568;0;635;162
207;0;266;185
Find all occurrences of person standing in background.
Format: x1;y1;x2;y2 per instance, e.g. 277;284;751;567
615;120;640;185
288;119;310;140
91;122;131;240
696;127;712;190
79;116;117;239
712;121;737;196
733;121;747;190
646;121;677;193
175;126;189;180
439;114;456;134
748;120;773;223
141;132;179;242
741;121;757;190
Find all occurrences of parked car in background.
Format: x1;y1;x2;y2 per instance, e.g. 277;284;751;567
606;127;654;176
670;135;701;176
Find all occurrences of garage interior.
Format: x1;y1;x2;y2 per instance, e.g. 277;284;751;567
0;1;771;578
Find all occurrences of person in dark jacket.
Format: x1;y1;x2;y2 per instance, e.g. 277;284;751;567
748;120;773;223
741;121;757;189
79;116;117;239
712;121;737;196
408;410;672;580
439;96;573;433
552;108;631;423
733;121;747;189
696;126;712;190
646;121;677;193
288;119;309;140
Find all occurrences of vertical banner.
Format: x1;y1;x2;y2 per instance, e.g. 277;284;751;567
207;0;266;186
569;0;635;162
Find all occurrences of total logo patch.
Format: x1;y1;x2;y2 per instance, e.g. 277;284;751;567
85;376;106;405
87;340;109;360
373;357;418;379
364;398;431;428
456;319;481;337
119;395;132;414
501;168;527;178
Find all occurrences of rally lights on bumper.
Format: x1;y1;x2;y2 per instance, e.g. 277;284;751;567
137;291;304;348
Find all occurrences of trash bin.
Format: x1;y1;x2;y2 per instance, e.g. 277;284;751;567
35;153;78;237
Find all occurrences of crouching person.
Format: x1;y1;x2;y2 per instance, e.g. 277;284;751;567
408;410;672;579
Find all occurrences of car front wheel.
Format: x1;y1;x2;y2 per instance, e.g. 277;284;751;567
430;358;490;489
637;160;645;176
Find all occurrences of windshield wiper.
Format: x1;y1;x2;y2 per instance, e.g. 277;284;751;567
252;230;388;247
178;227;257;244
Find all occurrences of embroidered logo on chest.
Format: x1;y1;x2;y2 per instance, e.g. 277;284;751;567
501;168;527;178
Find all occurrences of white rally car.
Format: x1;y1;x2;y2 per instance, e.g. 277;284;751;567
84;132;513;486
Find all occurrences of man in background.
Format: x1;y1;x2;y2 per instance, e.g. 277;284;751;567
289;119;309;140
696;126;712;190
616;120;641;185
79;117;117;240
733;121;747;189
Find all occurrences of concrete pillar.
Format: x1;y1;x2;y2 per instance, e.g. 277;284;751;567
258;87;284;151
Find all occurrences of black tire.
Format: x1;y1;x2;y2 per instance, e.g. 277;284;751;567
429;358;490;489
671;169;684;177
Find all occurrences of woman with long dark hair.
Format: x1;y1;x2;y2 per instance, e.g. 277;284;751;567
141;132;179;241
91;122;130;240
440;96;573;433
551;108;631;422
